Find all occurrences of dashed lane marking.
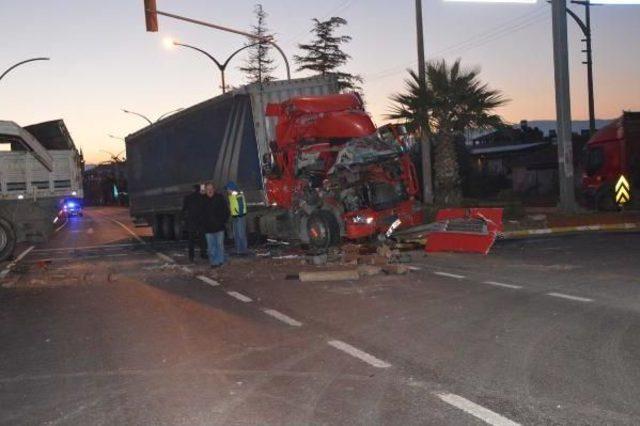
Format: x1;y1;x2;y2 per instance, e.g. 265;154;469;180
434;271;466;280
0;245;35;278
483;281;522;290
262;309;303;327
197;275;220;287
226;291;252;303
547;292;593;303
328;340;391;369
434;392;520;426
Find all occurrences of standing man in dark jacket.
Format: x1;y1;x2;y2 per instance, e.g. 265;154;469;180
202;182;230;268
182;184;206;262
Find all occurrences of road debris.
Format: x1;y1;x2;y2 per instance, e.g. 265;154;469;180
299;270;360;282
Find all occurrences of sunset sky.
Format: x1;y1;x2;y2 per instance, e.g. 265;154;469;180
1;0;639;164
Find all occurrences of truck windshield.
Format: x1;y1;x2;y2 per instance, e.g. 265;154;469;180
586;146;604;175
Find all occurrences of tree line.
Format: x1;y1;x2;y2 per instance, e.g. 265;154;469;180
241;3;507;206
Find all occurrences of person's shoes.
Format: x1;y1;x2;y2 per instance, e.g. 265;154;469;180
210;264;222;269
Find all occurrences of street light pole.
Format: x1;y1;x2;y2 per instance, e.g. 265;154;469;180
173;42;261;93
0;57;50;84
122;108;183;125
552;0;577;212
415;0;434;204
122;109;152;126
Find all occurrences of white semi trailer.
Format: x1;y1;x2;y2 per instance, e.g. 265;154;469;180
0;120;83;261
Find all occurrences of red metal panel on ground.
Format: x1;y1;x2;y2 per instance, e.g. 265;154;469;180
426;232;497;255
426;208;503;255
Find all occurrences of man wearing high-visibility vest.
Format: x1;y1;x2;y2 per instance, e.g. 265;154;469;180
226;181;249;256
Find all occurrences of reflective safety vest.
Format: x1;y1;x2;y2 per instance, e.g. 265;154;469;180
228;191;247;217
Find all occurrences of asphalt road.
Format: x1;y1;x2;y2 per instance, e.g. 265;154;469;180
1;207;640;425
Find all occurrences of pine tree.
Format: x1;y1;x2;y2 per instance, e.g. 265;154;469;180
294;17;362;92
239;4;276;84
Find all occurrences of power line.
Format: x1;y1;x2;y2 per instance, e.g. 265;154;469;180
364;5;549;82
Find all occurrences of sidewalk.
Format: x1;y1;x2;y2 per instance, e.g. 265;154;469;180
502;210;640;239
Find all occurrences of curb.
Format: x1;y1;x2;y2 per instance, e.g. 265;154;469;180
500;222;640;239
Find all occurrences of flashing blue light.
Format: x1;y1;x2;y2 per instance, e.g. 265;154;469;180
65;202;77;209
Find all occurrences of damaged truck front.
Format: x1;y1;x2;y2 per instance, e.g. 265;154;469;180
262;93;423;249
126;76;423;248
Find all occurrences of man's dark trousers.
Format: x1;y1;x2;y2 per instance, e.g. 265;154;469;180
188;230;207;261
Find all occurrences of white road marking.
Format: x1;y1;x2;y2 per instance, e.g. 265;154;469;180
197;275;220;287
108;218;145;244
547;292;593;303
327;340;391;369
155;253;174;263
434;392;520;426
483;281;522;290
226;291;252;303
434;271;466;280
181;266;194;274
54;217;68;233
0;245;35;278
262;309;302;327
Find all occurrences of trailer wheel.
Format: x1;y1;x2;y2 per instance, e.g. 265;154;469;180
173;215;184;240
152;215;165;239
307;210;340;250
162;215;175;240
0;217;16;262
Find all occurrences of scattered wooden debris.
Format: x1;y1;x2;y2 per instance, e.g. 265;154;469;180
299;270;360;282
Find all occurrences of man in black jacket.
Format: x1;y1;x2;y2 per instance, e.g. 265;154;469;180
182;184;206;262
202;182;230;267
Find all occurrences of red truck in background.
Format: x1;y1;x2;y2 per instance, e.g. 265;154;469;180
582;111;640;210
262;92;423;249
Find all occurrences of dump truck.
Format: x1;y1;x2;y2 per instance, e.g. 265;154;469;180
0;120;83;260
582;111;640;210
126;76;423;248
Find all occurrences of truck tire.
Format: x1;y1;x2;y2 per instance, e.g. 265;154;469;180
307;210;341;250
0;217;16;262
162;215;175;240
152;215;165;239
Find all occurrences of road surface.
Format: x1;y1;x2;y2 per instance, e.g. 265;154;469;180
1;207;639;425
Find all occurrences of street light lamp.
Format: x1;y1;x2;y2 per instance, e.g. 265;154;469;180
107;134;125;141
0;57;50;84
169;40;261;94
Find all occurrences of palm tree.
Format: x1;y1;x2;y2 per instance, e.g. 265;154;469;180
388;59;507;205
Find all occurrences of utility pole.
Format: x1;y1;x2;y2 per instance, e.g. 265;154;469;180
564;0;596;135
415;0;434;204
551;0;577;212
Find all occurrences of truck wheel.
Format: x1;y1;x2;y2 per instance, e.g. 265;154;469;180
162;215;175;240
152;215;165;239
307;210;340;250
0;217;16;262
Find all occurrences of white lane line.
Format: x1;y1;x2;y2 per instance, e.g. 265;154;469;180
434;271;466;280
156;253;175;263
435;392;520;426
0;245;35;279
109;218;145;244
181;266;194;274
226;291;252;303
197;275;220;287
547;292;593;303
483;281;522;290
54;217;69;233
262;309;303;327
327;340;391;369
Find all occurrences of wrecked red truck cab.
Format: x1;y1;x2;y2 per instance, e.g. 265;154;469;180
264;93;423;248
